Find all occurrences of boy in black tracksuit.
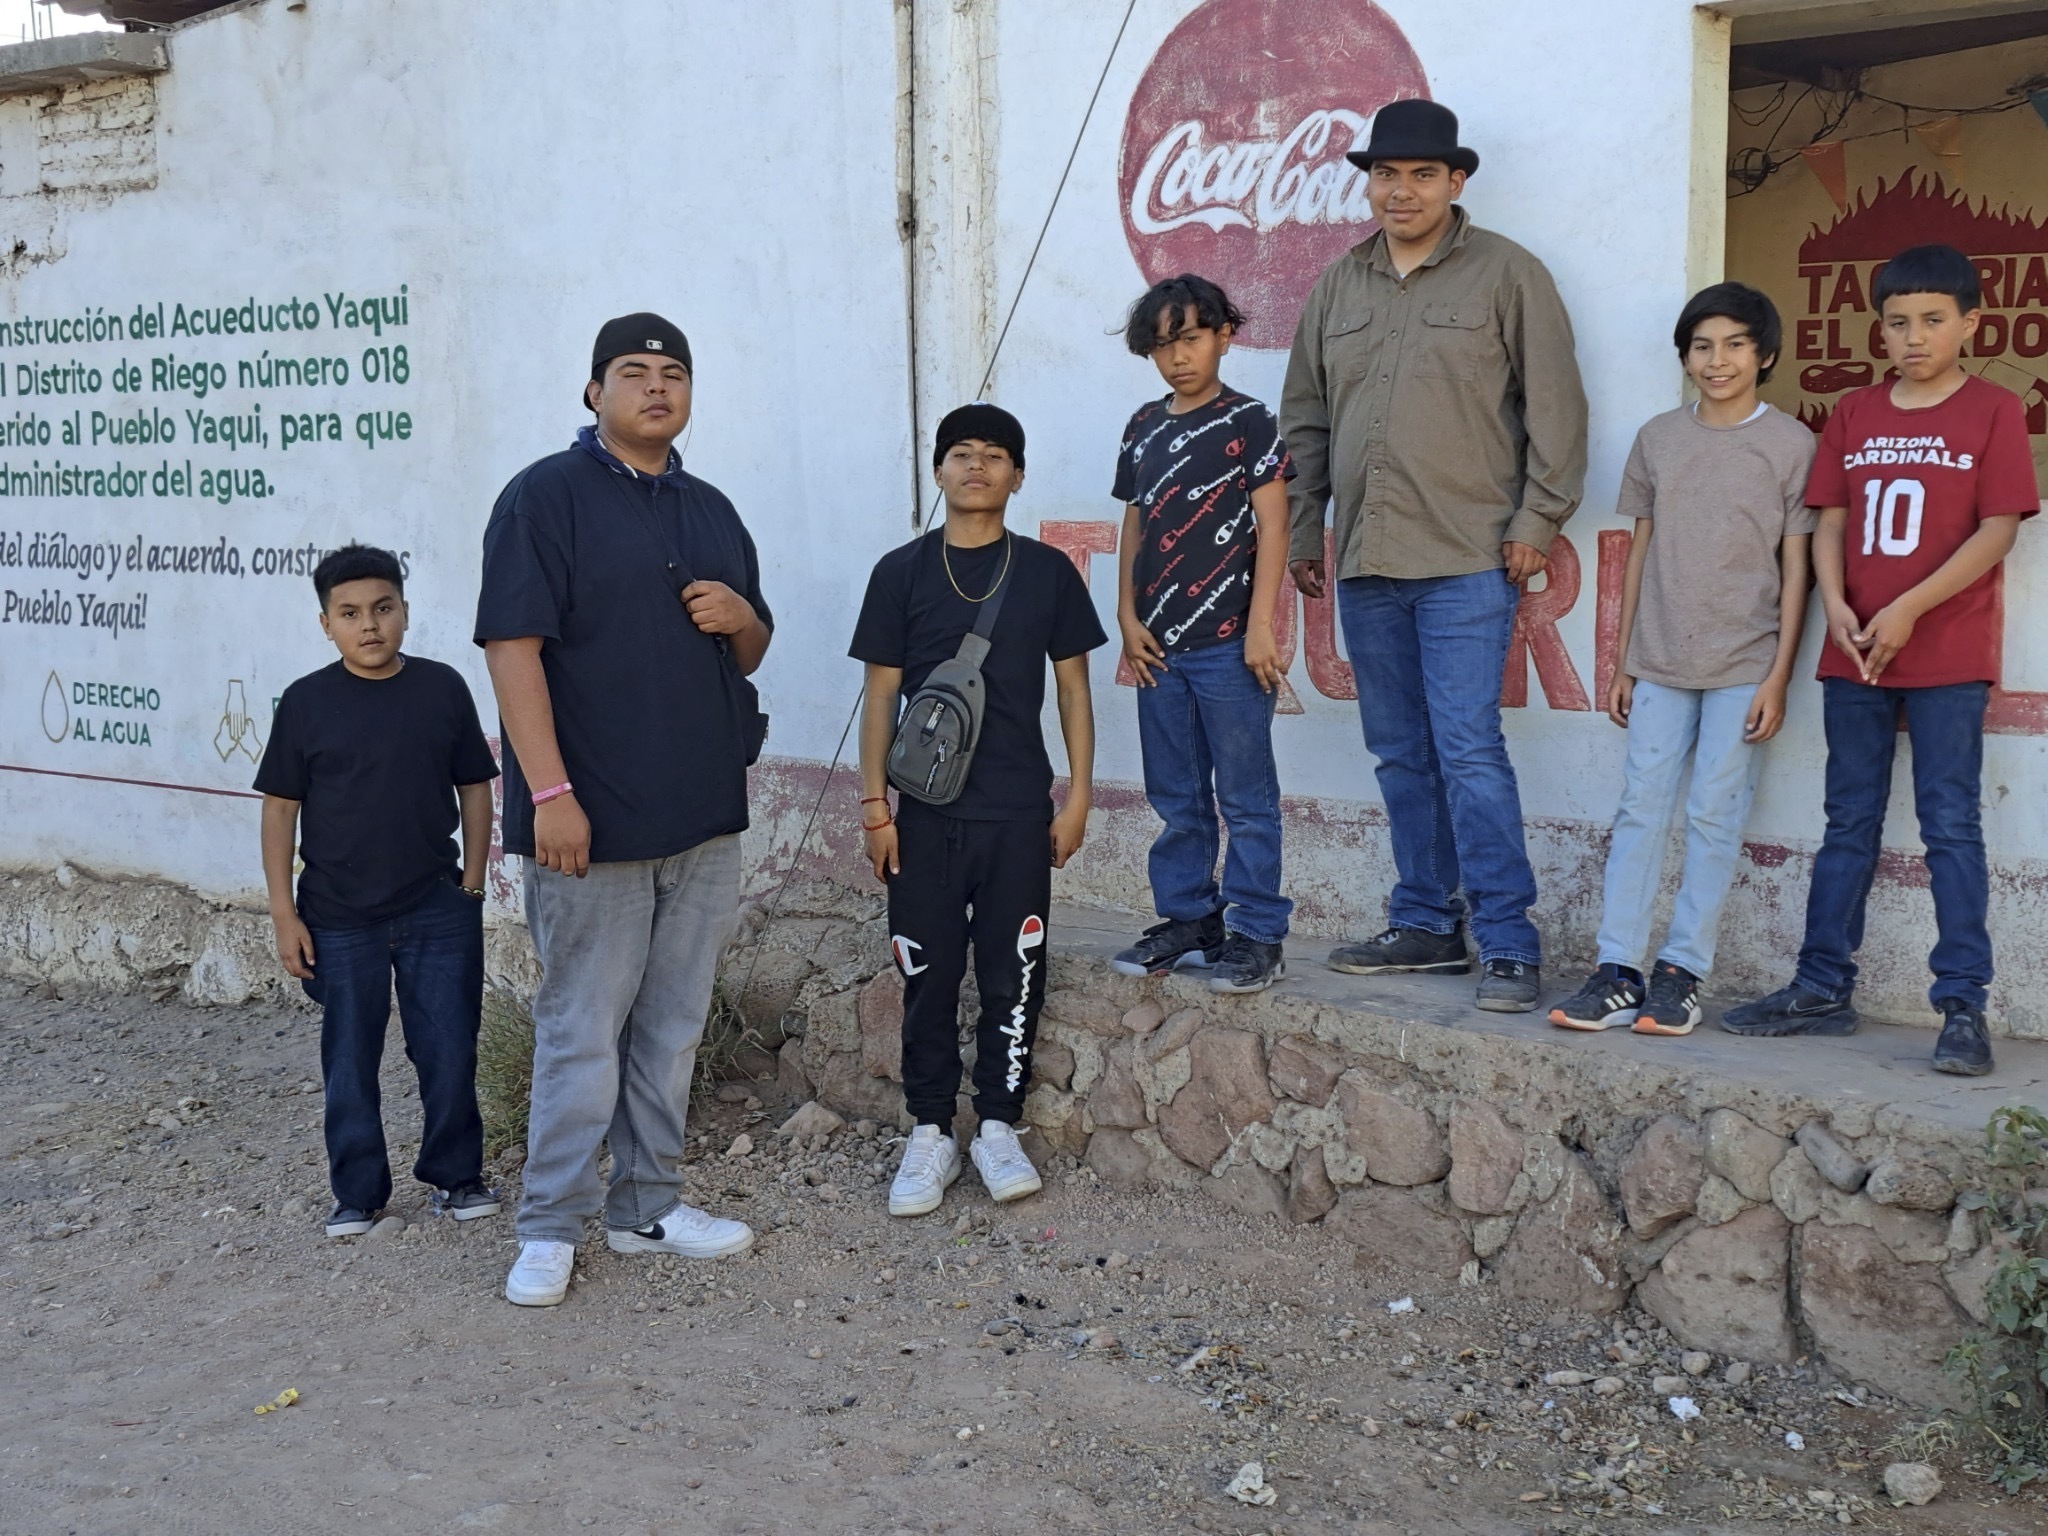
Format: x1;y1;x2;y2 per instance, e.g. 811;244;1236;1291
850;403;1106;1218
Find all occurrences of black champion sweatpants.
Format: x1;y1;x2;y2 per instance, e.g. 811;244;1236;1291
886;800;1052;1127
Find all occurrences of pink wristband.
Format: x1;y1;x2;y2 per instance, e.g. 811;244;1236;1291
530;782;574;806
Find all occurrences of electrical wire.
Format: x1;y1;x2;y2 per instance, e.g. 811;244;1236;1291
1729;70;2037;196
728;0;1142;1022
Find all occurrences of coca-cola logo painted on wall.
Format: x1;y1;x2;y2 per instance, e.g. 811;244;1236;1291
1117;0;1429;350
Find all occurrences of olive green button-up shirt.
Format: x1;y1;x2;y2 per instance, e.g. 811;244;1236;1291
1280;208;1589;579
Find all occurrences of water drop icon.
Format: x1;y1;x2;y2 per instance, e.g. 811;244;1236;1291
40;671;68;744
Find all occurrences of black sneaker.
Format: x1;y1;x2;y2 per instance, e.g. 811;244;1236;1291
1476;958;1540;1012
1326;925;1471;976
1931;1000;1993;1076
1718;982;1858;1036
1209;933;1286;994
1547;964;1643;1031
1111;913;1226;977
1634;961;1703;1037
431;1181;503;1221
325;1204;379;1238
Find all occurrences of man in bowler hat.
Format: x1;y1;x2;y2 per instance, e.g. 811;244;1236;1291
1280;100;1588;1012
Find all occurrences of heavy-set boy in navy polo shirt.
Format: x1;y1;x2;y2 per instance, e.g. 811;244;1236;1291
477;313;772;1308
1723;246;2040;1076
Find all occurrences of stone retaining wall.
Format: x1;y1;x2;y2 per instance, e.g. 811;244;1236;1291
775;900;2005;1411
5;862;2006;1411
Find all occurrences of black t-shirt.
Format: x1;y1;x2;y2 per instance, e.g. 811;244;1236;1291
1111;388;1291;653
253;656;500;929
473;440;772;863
849;530;1106;822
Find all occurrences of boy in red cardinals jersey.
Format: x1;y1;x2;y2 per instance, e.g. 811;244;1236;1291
1722;245;2039;1075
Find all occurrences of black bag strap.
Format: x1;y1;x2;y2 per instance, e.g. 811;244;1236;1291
948;532;1012;669
599;462;737;662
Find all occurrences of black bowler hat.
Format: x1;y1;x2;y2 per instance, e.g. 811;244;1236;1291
1346;99;1479;177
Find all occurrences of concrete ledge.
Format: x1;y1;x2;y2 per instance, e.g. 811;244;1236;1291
794;904;2048;1409
0;33;167;96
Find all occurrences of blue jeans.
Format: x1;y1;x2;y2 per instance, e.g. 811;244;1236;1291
302;877;485;1212
1135;637;1292;944
1596;680;1764;979
1795;678;1991;1010
1337;570;1539;965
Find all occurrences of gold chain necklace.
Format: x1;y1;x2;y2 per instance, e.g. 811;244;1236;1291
942;531;1012;602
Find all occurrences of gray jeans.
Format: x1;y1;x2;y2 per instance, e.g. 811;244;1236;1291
518;835;742;1242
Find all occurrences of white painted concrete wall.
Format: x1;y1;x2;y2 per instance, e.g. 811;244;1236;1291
0;0;914;893
4;0;2045;1031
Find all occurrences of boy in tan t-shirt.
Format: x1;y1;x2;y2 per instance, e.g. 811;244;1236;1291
1549;283;1815;1035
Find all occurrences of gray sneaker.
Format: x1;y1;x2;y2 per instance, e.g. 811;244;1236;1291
1209;933;1286;994
1476;959;1540;1013
1111;913;1226;977
1326;925;1470;976
324;1203;378;1238
431;1181;502;1221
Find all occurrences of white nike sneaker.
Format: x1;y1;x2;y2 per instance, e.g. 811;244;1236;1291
969;1120;1042;1203
605;1200;755;1259
888;1124;962;1217
504;1239;576;1307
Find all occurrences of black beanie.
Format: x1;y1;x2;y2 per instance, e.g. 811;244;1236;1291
591;312;693;379
932;402;1025;471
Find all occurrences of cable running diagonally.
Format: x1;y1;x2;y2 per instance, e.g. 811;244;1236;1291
730;0;1141;1020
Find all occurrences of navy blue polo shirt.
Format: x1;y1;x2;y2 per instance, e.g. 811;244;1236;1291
474;430;771;862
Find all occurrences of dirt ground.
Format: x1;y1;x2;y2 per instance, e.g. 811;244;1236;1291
3;987;2044;1536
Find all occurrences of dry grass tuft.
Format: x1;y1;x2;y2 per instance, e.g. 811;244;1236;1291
475;978;761;1157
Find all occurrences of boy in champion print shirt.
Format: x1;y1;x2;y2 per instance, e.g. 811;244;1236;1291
1722;245;2040;1075
1109;274;1296;995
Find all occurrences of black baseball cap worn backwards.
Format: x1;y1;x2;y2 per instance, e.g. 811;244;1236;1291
932;402;1025;471
591;312;693;378
1347;98;1479;177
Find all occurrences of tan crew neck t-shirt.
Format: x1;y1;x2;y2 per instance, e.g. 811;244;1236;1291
1617;403;1818;692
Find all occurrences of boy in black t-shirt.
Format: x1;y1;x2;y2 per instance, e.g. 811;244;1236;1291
1111;274;1295;993
851;404;1107;1219
256;544;502;1238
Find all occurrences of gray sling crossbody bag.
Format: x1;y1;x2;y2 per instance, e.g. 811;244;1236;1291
885;537;1012;806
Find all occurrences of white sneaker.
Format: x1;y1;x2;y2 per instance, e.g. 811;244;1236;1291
606;1200;755;1259
970;1120;1042;1203
505;1239;575;1307
888;1124;962;1217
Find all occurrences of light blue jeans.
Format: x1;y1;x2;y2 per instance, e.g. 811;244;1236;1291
1596;679;1764;980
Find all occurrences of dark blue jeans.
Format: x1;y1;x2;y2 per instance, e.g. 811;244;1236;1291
1135;636;1292;944
1337;570;1540;965
302;877;485;1211
1795;678;1992;1011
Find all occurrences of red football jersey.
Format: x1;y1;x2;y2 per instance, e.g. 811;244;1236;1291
1805;375;2040;687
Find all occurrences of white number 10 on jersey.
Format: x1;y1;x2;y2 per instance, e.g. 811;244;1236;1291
1861;478;1926;557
